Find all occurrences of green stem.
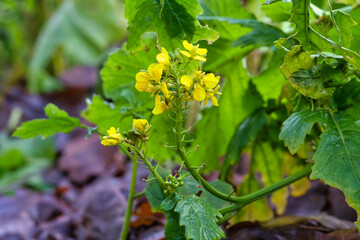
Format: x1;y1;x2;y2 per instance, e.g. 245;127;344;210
119;160;138;240
133;189;145;199
216;165;312;224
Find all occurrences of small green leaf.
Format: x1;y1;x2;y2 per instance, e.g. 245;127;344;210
125;0;218;51
161;192;179;211
174;194;225;240
201;180;234;209
280;109;327;154
12;104;82;139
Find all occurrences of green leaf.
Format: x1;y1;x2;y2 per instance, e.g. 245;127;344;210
125;0;218;51
280;109;327;154
174;194;225;240
100;42;159;102
12;103;82;139
330;78;360;111
280;45;315;80
262;1;292;22
164;210;186;240
81;95;124;134
201;180;234;209
161;192;179;211
197;16;286;47
29;0;126;92
289;0;311;49
333;10;357;49
310;111;360;226
220;109;268;179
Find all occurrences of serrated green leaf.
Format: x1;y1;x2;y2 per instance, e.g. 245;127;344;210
81;95;124;134
12;103;82;139
280;109;327;154
174;194;225;240
197;16;286;47
125;0;218;51
201;180;234;209
220;109;268;179
310;111;360;226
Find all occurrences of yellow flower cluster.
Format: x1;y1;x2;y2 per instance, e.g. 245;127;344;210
135;47;172;115
181;71;221;106
135;40;221;115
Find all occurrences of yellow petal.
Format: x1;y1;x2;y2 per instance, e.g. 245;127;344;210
136;72;151;82
196;48;207;55
210;95;219;106
152;95;169;115
101;139;118;146
107;127;117;136
193;55;206;61
179;50;192;58
133;119;149;133
135;78;154;92
156;49;170;66
183;40;193;51
161;82;171;98
180;75;193;90
192;85;206;101
203;73;220;89
148;63;163;83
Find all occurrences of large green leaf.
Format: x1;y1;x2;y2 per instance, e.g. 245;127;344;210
310;111;360;227
220;109;268;179
333;10;357;48
174;194;225;240
125;0;218;51
29;0;126;92
81;95;124;134
100;41;159;102
197;16;286;47
280;109;327;154
164;210;186;240
12;103;82;139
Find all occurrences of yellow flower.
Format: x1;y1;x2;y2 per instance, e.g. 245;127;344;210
203;85;221;106
180;75;193;90
152;94;169;115
133;119;150;133
156;47;171;67
179;40;207;61
135;63;164;93
203;73;220;89
101;127;123;146
135;72;154;92
192;84;206;101
161;82;171;98
101;139;118;146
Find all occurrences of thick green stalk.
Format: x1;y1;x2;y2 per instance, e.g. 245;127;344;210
120;160;138;240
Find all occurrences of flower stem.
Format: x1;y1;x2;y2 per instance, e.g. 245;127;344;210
119;159;138;240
